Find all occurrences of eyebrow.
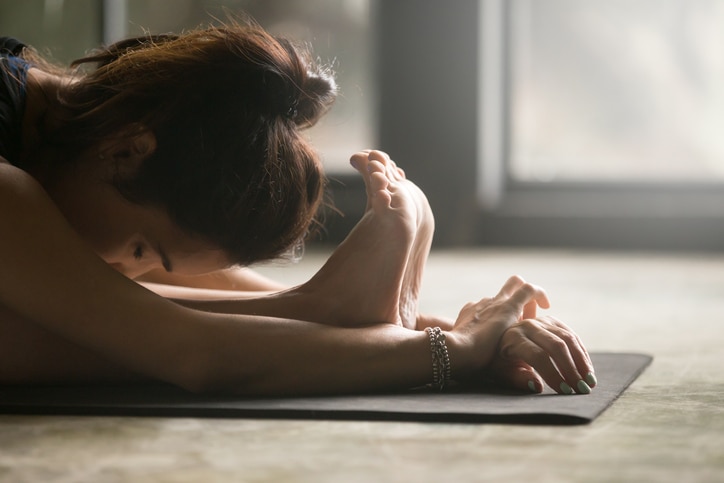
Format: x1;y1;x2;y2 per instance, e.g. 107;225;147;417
157;244;173;273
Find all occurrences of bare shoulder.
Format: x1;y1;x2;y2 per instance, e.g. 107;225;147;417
0;160;203;387
0;159;50;208
0;161;77;259
0;160;111;309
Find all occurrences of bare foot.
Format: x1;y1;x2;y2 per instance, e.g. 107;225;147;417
299;154;417;326
350;151;435;329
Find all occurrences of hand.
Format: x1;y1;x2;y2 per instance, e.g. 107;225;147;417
448;275;550;378
487;315;597;395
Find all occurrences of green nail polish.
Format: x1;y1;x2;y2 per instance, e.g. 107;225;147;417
527;380;537;393
585;372;597;387
560;382;573;395
577;380;592;394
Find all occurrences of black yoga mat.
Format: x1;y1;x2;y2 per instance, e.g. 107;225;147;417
0;352;651;425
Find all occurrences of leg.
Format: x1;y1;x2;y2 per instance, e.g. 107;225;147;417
298;154;419;326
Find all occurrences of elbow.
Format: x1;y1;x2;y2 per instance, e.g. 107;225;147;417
172;355;227;395
170;350;258;396
175;370;221;395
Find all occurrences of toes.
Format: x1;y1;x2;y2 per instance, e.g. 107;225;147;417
350;152;371;175
369;171;389;193
387;162;404;182
369;174;392;208
368;150;391;165
367;160;386;176
368;150;407;182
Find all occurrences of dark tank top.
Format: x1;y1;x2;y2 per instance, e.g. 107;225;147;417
0;37;29;166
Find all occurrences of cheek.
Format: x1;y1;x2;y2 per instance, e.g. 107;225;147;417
79;224;129;263
60;196;129;262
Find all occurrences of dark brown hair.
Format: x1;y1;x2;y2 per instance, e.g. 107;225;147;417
49;20;336;265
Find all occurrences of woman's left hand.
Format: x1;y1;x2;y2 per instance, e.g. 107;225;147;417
486;314;597;395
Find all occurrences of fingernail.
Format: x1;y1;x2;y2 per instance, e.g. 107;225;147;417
585;372;598;387
576;380;592;394
527;380;538;393
560;382;574;395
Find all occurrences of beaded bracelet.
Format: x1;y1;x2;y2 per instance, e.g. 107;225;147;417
424;326;451;390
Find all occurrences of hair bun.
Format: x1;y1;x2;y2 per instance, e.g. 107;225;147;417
292;70;337;127
259;38;337;128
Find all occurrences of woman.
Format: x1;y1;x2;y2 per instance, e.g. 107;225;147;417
0;21;596;395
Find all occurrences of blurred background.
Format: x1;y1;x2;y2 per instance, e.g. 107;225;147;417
2;0;723;251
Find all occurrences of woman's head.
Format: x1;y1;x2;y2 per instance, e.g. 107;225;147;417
47;19;336;266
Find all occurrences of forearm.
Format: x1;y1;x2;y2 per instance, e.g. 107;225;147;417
415;314;455;332
136;267;288;292
1;300;440;394
193;314;435;395
144;282;371;326
143;283;456;333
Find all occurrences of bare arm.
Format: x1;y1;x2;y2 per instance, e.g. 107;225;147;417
0;164;591;395
0;164;436;394
136;266;287;293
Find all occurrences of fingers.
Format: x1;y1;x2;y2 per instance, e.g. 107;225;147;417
488;359;543;394
493;274;526;299
499;317;596;394
459;275;594;395
544;316;595;380
456;275;595;395
522;300;538;320
463;276;549;328
507;279;550;311
490;276;550;320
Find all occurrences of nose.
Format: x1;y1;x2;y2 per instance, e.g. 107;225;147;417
107;262;145;279
108;262;125;273
108;262;139;278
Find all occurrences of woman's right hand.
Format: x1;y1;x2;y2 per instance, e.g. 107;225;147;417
447;275;551;379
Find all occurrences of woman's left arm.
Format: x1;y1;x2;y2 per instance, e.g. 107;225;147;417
137;269;457;331
136;267;287;293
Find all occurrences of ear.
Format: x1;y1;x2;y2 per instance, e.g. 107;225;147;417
100;130;157;174
128;130;157;159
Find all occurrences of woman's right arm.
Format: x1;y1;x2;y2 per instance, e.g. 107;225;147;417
0;163;435;394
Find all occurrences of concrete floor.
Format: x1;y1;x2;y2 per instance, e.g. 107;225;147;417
1;248;723;482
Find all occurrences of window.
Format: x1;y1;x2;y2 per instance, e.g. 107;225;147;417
508;0;724;183
376;1;724;250
0;0;102;63
478;0;724;231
